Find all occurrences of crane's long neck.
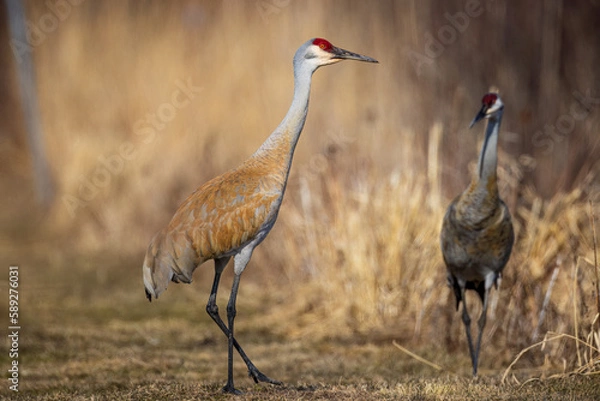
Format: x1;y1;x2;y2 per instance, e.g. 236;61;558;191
252;61;314;174
458;111;503;221
476;111;502;190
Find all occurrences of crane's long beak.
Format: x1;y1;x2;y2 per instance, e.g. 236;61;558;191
469;106;487;128
332;46;378;63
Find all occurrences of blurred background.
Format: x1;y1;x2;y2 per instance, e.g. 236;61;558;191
1;0;599;378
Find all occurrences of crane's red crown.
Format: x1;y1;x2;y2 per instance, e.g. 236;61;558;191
312;38;333;52
482;93;498;107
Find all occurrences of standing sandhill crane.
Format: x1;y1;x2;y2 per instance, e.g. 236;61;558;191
143;38;377;394
440;92;514;377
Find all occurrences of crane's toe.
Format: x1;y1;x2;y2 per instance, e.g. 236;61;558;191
222;384;243;395
248;367;282;385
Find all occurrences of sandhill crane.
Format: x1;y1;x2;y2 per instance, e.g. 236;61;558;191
440;92;514;377
143;38;377;394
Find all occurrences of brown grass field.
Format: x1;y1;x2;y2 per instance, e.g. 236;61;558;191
1;1;599;399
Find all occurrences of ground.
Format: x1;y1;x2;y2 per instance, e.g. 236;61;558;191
1;253;599;401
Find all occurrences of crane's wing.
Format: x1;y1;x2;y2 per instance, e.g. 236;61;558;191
143;160;285;300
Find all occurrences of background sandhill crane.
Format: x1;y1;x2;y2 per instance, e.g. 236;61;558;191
143;38;377;394
440;92;514;377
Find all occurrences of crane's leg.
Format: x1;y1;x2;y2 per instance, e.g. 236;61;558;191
206;258;235;343
206;258;280;394
459;286;478;377
222;272;242;394
473;287;490;378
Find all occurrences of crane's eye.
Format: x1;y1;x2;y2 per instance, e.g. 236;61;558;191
312;38;333;52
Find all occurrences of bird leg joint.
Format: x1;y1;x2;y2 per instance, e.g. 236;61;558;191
206;302;219;317
206;294;219;317
226;303;237;320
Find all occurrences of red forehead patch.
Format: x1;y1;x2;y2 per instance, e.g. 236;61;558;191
312;38;333;52
482;93;498;107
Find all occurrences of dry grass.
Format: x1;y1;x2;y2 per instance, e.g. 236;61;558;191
1;252;599;400
1;1;600;399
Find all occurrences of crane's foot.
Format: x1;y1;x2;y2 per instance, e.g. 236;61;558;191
221;383;243;395
248;366;282;385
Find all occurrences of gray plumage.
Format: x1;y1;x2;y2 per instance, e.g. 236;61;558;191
440;92;514;377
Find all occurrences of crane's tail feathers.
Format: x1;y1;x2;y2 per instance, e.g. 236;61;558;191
143;231;176;301
143;249;174;301
143;230;199;301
